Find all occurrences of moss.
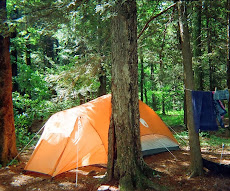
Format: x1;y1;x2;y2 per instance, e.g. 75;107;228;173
118;167;164;191
119;174;134;191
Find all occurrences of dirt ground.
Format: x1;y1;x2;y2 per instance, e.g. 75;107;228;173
0;145;229;191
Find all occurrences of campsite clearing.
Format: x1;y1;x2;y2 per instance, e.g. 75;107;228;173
0;146;229;191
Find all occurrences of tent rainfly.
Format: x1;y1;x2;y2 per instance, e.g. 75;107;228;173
25;94;179;177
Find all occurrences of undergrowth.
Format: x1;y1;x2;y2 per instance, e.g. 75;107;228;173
161;111;230;149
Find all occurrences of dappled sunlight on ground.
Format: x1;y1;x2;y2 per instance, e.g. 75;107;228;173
0;149;229;190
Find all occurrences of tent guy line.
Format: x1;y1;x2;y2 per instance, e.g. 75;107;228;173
153;134;178;160
165;122;187;145
7;124;45;167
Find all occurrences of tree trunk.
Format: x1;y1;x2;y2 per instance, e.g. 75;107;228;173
144;88;148;105
10;8;19;92
106;1;156;190
0;0;18;166
205;1;214;91
140;52;144;101
159;22;168;115
98;65;107;97
26;35;31;66
178;1;203;177
150;63;157;111
162;95;166;115
97;7;107;97
11;33;18;92
227;0;230;135
193;0;204;91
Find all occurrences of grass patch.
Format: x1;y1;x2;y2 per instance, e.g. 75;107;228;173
174;130;230;150
158;111;230;149
157;110;184;127
174;131;189;146
200;133;230;147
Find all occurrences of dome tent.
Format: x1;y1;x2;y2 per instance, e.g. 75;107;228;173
25;94;179;177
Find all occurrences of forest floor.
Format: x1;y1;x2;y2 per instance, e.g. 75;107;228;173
0;123;230;191
0;146;229;191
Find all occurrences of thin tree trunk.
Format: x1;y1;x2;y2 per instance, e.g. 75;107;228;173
144;88;148;105
98;65;107;97
106;1;157;190
159;20;169;115
150;63;157;110
10;8;19;92
11;33;18;92
0;0;18;165
178;0;203;177
97;7;107;97
227;0;230;135
205;1;214;91
140;51;144;101
193;0;203;90
25;33;31;66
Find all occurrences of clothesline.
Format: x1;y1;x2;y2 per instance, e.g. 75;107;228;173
184;87;230;94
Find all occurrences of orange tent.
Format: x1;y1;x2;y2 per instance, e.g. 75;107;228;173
25;94;179;176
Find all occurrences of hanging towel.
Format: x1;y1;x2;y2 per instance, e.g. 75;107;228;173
213;89;229;101
192;91;218;133
212;96;227;128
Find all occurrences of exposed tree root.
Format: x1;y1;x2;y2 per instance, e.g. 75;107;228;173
104;160;165;191
119;168;163;191
188;169;204;179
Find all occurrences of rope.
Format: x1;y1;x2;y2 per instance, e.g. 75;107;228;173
184;88;193;92
7;124;45;167
165;122;188;145
153;134;177;160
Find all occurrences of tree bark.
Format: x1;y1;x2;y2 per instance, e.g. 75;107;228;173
0;0;18;166
178;1;203;177
10;9;19;92
26;36;31;66
106;1;156;190
140;51;144;101
150;63;157;111
11;33;18;92
98;65;107;97
144;88;148;105
227;0;230;135
159;22;168;115
97;4;107;97
193;0;204;91
204;0;214;91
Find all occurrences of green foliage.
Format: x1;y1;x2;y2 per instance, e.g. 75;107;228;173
45;59;101;104
4;0;230;150
137;0;184;112
15;127;37;147
158;112;187;146
174;131;189;147
16;64;52;100
159;111;184;127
